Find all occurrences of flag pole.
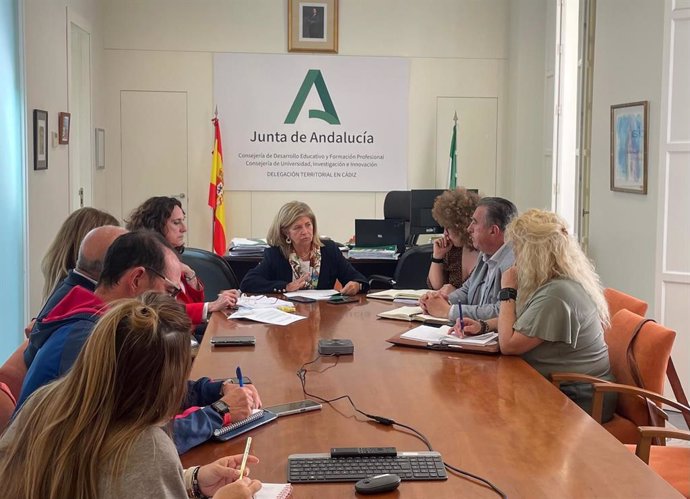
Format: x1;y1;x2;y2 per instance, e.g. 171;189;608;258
448;111;458;189
211;107;218;251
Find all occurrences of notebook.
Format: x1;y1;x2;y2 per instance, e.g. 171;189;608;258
212;409;278;442
377;306;451;325
387;325;499;354
367;289;430;302
255;483;292;499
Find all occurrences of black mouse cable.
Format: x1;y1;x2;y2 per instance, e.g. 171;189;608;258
295;356;508;499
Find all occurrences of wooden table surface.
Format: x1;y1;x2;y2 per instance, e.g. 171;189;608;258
181;296;681;498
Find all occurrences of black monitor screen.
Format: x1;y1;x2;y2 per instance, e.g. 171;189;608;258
410;189;445;236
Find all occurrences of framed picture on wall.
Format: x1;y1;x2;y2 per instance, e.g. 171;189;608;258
58;112;71;144
288;0;338;53
610;101;648;194
33;109;48;170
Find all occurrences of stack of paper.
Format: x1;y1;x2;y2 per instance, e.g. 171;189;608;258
400;325;498;346
228;308;306;326
284;290;340;301
236;295;292;309
348;246;399;260
228;238;269;257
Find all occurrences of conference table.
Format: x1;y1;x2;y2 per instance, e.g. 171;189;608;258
181;296;681;498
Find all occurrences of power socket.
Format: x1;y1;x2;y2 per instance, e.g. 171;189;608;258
318;338;354;356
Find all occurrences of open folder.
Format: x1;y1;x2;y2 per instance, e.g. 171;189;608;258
386;325;500;354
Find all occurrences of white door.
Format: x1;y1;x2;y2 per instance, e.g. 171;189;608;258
120;91;188;229
68;21;92;210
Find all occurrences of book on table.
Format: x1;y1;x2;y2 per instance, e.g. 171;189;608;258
367;289;430;301
386;324;500;354
377;306;450;325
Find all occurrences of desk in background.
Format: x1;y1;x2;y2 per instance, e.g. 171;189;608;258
182;297;680;498
224;255;398;284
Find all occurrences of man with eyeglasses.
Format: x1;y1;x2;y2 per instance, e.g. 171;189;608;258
18;230;262;454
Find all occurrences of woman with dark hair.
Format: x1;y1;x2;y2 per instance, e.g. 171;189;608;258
241;201;367;294
0;293;262;498
127;196;237;324
427;188;480;294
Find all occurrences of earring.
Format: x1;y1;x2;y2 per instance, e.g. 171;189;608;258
286;236;291;244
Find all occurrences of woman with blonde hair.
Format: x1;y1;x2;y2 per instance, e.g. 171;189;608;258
456;209;615;419
41;207;119;300
241;201;367;294
427;188;480;293
0;293;261;499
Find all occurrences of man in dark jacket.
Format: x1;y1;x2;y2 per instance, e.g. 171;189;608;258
18;230;261;454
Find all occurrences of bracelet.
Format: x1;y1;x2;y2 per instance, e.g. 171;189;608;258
431;257;444;264
185;272;197;282
479;320;488;335
191;465;209;499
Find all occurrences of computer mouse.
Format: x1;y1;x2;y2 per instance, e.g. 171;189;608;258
355;473;402;495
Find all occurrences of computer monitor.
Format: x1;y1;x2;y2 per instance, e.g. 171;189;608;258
409;189;445;237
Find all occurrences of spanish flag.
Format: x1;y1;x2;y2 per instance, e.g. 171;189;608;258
209;115;227;255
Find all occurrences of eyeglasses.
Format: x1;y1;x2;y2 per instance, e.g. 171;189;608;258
145;267;182;298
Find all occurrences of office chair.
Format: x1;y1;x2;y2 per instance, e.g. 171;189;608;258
383;191;414;246
551;309;676;444
180;247;240;301
368;244;432;290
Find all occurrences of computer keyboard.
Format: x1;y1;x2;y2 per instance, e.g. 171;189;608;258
287;451;447;483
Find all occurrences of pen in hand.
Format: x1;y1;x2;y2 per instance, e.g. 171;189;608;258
236;366;244;387
238;436;252;480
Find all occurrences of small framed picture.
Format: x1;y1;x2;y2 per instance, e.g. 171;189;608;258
95;128;105;169
58;112;71;145
288;0;338;53
33;109;48;170
610;101;648;194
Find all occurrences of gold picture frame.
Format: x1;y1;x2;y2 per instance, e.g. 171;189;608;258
288;0;338;53
610;101;648;194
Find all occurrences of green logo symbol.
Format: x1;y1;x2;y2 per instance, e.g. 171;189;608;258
284;69;340;125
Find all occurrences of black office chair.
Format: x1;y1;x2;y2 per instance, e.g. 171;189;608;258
180;247;240;301
368;244;432;290
383;191;415;246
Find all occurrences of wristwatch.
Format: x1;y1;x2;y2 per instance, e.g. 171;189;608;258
498;287;518;301
210;400;230;415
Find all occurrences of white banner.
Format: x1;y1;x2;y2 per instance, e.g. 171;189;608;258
214;53;409;191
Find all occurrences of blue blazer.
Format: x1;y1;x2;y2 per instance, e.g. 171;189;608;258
240;239;368;293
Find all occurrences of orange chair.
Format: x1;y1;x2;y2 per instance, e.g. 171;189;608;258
0;340;28;432
552;309;676;444
604;287;648;319
592;383;690;498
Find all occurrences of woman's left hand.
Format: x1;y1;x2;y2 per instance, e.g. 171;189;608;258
501;266;518;288
340;281;362;296
197;454;260;497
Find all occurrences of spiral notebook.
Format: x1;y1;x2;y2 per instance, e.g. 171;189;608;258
255;483;292;499
212;409;278;442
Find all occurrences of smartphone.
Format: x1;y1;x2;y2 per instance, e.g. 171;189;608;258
223;376;253;385
210;336;256;346
328;295;356;304
264;400;322;417
288;296;317;303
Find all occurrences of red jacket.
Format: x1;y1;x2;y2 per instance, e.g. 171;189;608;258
178;273;206;324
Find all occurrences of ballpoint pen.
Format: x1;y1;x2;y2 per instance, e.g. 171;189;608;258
236;366;244;387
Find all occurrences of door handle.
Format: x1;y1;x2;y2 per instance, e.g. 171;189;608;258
172;193;186;199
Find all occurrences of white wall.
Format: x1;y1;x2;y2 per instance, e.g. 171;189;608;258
100;0;551;251
25;0;106;316
588;0;663;312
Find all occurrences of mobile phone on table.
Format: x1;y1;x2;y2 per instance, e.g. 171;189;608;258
288;296;317;303
328;295;356;304
210;336;256;346
264;400;322;417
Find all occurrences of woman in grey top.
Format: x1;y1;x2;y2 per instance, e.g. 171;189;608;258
457;209;615;421
0;293;261;499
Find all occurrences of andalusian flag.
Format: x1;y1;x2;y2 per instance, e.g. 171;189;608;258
209;114;227;256
448;112;458;189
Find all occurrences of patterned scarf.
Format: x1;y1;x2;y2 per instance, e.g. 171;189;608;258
288;247;322;289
